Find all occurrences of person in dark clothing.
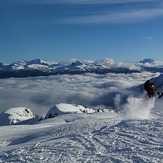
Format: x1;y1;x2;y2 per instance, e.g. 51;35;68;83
149;83;157;97
144;80;156;98
144;80;150;94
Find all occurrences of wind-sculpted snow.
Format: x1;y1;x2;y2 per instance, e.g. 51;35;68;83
0;107;35;126
45;103;96;119
0;110;163;162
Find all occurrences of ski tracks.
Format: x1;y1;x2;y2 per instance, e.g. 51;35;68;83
0;113;163;162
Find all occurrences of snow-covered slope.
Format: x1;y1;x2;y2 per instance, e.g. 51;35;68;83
0;107;35;126
0;104;162;162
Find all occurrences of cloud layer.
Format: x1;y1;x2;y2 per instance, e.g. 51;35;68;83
2;0;163;25
3;0;154;5
61;0;150;4
58;8;163;25
0;71;158;115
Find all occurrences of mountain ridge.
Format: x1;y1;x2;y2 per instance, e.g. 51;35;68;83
0;58;163;78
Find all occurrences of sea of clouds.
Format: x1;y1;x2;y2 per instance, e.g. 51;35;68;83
0;71;159;117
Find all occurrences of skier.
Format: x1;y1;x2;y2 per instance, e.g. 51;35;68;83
144;80;156;98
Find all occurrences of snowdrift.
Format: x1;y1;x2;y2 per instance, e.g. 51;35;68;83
0;103;117;126
0;97;156;127
45;103;96;119
0;107;35;126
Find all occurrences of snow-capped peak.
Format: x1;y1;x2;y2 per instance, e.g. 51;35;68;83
139;58;155;64
27;59;57;66
1;58;163;78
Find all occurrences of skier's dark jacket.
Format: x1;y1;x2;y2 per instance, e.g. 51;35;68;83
144;80;156;97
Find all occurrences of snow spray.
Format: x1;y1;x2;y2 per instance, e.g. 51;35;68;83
122;96;155;120
114;94;121;109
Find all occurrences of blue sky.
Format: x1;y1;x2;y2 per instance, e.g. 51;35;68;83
0;0;163;63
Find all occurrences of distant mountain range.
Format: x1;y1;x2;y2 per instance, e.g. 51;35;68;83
0;58;163;78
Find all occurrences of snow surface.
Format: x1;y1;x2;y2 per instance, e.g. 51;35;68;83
0;98;163;162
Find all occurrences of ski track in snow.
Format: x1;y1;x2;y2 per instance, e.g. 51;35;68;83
0;111;163;163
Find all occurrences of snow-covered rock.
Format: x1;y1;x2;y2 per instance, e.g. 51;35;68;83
0;107;35;126
45;103;96;119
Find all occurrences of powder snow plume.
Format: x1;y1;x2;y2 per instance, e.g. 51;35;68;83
123;96;155;120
